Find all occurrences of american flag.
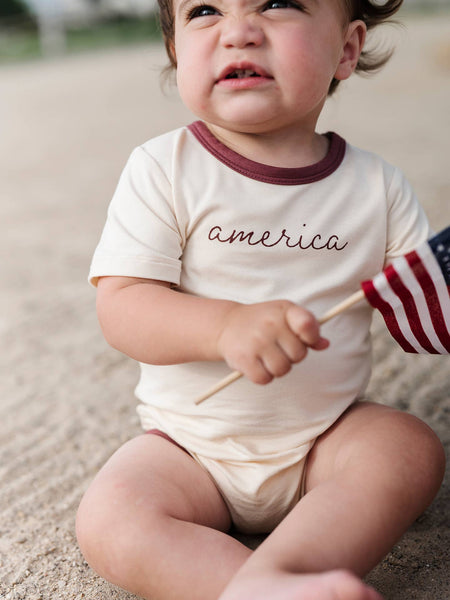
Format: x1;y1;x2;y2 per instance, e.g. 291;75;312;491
361;227;450;354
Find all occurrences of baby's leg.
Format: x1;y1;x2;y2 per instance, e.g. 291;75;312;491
76;433;251;599
219;401;445;600
77;431;382;600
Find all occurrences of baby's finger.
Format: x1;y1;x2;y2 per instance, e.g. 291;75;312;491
233;354;274;386
311;336;330;351
285;306;329;349
260;345;295;379
277;330;308;364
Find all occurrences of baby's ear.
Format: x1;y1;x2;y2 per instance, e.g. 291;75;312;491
334;20;366;81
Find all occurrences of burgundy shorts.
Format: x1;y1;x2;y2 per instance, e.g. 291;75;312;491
146;428;190;456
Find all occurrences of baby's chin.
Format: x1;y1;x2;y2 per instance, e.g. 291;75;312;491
197;113;295;137
188;100;287;135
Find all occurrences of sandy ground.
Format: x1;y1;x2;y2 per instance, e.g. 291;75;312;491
1;12;449;600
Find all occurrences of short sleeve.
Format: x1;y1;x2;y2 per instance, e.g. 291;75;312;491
384;167;432;263
89;147;183;287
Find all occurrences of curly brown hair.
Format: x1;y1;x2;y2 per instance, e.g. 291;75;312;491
328;0;404;93
156;0;404;94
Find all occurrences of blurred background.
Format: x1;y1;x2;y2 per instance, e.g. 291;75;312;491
0;0;160;62
0;0;448;64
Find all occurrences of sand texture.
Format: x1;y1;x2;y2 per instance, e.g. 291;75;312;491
1;13;449;600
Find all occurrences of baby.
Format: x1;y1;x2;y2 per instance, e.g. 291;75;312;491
76;0;446;598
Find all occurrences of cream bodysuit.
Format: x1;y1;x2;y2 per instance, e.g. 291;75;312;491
89;122;430;532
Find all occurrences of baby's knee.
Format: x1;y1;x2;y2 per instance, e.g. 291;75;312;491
76;482;140;585
76;468;177;591
340;406;445;512
388;412;445;508
411;416;445;496
76;485;113;575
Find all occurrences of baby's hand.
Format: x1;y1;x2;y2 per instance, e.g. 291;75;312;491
216;301;329;385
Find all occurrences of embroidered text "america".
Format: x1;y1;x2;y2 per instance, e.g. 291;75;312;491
208;224;348;251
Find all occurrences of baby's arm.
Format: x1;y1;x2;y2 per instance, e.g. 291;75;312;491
96;276;329;385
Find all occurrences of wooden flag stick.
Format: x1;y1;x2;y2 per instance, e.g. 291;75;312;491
194;289;365;405
317;289;365;324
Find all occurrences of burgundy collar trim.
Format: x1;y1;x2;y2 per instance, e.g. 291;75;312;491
187;120;346;185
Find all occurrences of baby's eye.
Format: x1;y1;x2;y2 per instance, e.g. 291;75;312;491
263;0;303;10
187;3;219;19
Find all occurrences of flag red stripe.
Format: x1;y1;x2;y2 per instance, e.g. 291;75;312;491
406;251;450;352
384;263;439;353
361;279;417;353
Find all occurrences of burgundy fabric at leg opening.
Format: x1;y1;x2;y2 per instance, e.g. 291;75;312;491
146;428;190;456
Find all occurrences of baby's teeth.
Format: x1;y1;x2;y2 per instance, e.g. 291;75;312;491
237;69;255;78
225;69;259;79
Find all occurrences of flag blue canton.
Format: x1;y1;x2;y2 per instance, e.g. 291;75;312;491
428;226;450;285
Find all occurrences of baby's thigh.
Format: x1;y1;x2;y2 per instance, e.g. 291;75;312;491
77;433;231;535
305;400;444;499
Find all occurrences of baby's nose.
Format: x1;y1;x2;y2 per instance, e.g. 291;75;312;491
220;16;264;48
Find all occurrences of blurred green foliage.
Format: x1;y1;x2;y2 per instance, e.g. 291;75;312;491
0;14;162;64
0;0;31;18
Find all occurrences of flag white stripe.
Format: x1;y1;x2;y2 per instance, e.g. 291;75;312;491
416;243;450;335
392;253;447;354
372;271;429;353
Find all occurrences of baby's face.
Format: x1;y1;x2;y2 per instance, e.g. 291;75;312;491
171;0;362;135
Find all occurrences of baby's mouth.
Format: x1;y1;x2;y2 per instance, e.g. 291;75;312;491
225;69;261;79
